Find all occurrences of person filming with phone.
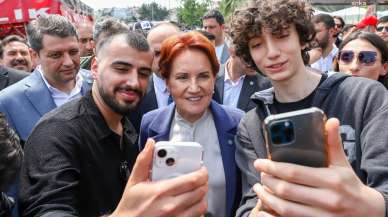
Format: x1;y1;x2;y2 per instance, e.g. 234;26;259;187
229;0;388;217
19;31;209;217
139;31;244;217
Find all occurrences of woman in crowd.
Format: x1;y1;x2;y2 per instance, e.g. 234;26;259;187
138;31;243;217
335;31;388;88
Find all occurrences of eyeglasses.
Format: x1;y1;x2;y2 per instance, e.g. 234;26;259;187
339;50;377;66
335;24;343;28
377;26;388;32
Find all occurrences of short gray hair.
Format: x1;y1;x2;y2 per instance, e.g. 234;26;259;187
27;14;78;53
96;31;150;57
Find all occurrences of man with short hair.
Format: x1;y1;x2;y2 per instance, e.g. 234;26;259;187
202;10;229;64
377;15;388;46
215;44;271;112
0;35;33;72
19;31;208;217
130;22;180;131
0;14;91;143
76;21;94;57
310;14;338;72
80;18;129;71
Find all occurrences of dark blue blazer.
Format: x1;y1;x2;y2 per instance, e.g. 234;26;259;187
0;69;91;142
139;100;244;217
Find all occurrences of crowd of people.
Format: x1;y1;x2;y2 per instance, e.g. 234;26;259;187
1;0;388;216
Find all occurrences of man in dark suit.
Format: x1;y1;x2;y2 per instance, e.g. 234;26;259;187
0;65;28;91
130;22;180;132
215;45;271;112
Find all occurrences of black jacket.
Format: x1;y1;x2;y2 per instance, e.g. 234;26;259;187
0;66;29;91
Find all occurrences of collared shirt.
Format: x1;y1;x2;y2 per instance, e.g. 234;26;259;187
153;73;170;108
311;45;339;72
223;63;246;108
215;43;225;62
19;91;139;217
169;109;226;217
38;65;84;107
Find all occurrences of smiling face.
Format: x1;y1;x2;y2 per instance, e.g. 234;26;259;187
339;39;387;80
1;41;33;72
166;49;215;123
248;24;306;83
92;38;153;115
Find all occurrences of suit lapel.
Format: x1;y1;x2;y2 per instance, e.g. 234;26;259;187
215;65;225;103
237;75;256;111
0;67;10;90
24;70;56;116
148;104;175;141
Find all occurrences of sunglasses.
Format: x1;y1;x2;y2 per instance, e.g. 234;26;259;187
339;50;377;66
377;26;388;32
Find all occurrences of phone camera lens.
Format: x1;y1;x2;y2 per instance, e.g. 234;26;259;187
157;149;167;158
166;158;175;166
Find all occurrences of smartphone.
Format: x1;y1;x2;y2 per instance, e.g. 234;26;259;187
151;141;204;181
263;107;327;167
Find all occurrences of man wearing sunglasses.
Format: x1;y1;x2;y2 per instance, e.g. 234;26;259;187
377;16;388;46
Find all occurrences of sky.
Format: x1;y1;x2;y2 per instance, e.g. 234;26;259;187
80;0;181;10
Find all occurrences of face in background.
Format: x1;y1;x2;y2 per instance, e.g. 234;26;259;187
377;22;388;44
1;41;33;72
314;22;332;50
147;25;180;75
202;18;224;46
38;35;80;91
92;39;153;115
249;24;305;83
333;18;343;37
339;39;387;80
167;49;215;123
77;22;94;57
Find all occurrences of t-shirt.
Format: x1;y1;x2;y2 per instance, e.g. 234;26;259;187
273;74;327;113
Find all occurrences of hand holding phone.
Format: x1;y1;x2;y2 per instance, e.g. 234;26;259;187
151;141;204;181
263;107;327;167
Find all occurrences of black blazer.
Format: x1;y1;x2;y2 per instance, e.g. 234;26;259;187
215;64;271;112
0;66;29;91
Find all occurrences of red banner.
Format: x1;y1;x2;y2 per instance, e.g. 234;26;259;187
0;0;61;25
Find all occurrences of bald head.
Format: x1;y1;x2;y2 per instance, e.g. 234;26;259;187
147;23;180;74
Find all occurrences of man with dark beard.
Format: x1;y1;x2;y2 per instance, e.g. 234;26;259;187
310;14;338;72
19;32;209;217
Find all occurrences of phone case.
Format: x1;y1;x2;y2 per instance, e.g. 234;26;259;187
151;141;204;181
263;107;327;167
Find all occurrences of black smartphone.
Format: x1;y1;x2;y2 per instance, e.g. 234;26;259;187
263;107;327;167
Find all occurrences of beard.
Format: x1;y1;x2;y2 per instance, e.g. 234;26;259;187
98;83;144;115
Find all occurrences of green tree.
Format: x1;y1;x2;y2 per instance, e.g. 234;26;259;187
177;0;210;29
219;0;245;20
138;2;169;21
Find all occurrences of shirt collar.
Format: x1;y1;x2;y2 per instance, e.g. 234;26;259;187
174;107;210;128
37;65;84;95
153;73;168;93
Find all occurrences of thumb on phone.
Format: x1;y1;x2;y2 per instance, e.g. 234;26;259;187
127;138;155;187
326;118;351;168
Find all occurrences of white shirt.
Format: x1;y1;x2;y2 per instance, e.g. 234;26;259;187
169;109;226;217
223;63;245;108
215;44;225;62
38;65;84;107
153;74;170;108
311;45;339;72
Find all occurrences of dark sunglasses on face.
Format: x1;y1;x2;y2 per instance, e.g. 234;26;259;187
339;50;378;65
377;26;388;32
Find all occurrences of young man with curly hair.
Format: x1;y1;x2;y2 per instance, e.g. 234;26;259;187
229;0;388;216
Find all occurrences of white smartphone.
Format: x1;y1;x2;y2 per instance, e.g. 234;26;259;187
151;141;204;181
